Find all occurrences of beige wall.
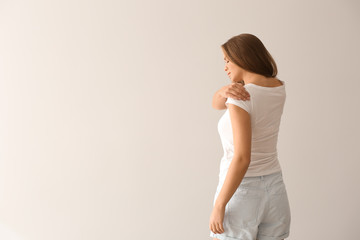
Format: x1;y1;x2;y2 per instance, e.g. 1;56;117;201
0;0;359;239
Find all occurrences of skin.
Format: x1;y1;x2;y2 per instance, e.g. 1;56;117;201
210;50;284;240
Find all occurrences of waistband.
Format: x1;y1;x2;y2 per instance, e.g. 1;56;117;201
243;170;282;180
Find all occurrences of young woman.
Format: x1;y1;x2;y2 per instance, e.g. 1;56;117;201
209;33;291;240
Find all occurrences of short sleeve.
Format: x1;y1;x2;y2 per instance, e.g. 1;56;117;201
225;97;251;113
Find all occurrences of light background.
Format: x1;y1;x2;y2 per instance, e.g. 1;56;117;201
0;0;359;239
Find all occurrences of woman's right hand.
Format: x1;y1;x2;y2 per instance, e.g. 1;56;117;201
220;82;250;101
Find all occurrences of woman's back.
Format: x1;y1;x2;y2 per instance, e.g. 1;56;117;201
217;80;286;180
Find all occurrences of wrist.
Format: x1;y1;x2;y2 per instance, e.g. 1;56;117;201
214;200;226;209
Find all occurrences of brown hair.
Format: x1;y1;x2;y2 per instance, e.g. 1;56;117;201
221;33;278;78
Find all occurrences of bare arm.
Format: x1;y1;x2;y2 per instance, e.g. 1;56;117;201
212;86;228;110
212;82;250;110
209;102;252;234
213;103;252;208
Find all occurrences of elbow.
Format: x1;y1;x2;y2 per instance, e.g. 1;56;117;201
212;105;221;110
233;155;251;165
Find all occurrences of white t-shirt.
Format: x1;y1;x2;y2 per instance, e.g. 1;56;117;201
217;80;286;183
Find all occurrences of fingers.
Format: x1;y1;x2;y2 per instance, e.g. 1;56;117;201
227;83;250;101
210;222;224;234
234;93;250;101
218;222;224;233
235;83;251;100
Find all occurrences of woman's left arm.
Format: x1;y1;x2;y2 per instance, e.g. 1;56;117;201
214;103;252;208
209;99;252;233
209;103;251;234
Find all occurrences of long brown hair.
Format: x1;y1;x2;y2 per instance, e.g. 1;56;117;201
221;33;278;78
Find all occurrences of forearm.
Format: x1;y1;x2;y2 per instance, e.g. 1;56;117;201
212;87;227;110
214;159;250;208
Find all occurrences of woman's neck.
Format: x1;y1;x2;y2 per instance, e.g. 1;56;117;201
242;73;279;86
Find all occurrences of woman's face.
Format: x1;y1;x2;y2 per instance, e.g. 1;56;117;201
223;52;244;83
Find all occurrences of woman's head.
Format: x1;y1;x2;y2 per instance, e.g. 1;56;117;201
221;33;278;83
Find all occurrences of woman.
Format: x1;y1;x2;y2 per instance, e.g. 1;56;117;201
209;33;291;240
